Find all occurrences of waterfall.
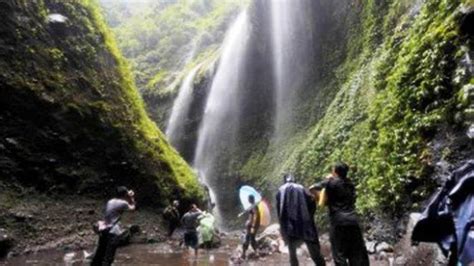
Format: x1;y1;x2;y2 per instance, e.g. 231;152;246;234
165;65;200;147
270;0;314;142
193;11;250;226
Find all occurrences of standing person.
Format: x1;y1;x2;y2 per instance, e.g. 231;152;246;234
163;200;180;238
181;204;202;257
276;174;326;266
197;211;218;249
241;195;260;259
91;186;136;266
322;162;369;266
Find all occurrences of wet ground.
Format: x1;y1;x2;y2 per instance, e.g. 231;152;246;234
0;235;345;266
1;243;234;266
0;236;393;266
0;237;308;266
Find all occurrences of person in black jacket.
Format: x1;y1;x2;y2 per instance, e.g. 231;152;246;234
276;174;326;266
322;162;369;266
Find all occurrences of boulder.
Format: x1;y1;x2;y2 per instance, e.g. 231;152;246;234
258;224;280;239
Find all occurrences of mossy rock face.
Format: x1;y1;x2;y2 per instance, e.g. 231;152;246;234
0;0;203;206
280;0;474;216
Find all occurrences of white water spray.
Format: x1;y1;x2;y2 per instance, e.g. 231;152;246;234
165;65;200;145
193;11;250;225
270;0;313;142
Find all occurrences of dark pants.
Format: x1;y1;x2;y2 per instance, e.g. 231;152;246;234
288;237;326;266
329;225;369;266
167;219;179;237
242;231;257;256
91;231;121;266
184;231;198;249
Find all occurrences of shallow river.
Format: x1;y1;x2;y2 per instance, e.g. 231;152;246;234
0;238;316;265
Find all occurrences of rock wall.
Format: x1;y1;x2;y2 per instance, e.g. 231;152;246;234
0;0;203;206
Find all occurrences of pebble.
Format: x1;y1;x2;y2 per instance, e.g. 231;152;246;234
376;242;394;253
366;241;377;254
63;252;75;261
47;14;68;23
5;138;18;146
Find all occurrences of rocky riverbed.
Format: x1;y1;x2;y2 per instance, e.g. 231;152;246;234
0;215;446;265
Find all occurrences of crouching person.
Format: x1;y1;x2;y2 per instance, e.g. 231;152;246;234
91;186;136;266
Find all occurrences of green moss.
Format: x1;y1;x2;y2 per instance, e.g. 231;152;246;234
100;0;244;91
274;0;471;215
1;0;203;204
84;0;204;201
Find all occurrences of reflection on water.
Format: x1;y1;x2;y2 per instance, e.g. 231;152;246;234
0;239;308;266
1;243;231;266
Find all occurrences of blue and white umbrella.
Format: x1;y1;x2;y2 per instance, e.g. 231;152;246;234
239;185;262;210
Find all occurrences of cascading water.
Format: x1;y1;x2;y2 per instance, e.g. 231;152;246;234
193;11;250;227
270;0;314;142
165;65;200;147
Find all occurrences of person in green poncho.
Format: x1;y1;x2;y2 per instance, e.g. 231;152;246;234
197;211;218;249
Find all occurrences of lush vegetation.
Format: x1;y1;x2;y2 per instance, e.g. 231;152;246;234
101;0;244;90
280;0;473;214
100;0;245;126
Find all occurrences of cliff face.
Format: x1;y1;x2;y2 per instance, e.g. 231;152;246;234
282;0;474;215
0;0;203;204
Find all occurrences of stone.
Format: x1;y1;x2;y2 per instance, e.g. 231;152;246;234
366;240;377;254
376;242;394;253
11;211;34;222
467;124;474;139
83;250;93;260
378;251;388;261
5;137;18;147
47;14;68;23
258;223;280;239
63;252;75;262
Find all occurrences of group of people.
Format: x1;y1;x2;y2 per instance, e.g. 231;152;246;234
239;162;369;266
91;187;219;265
275;162;369;266
90;161;369;266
